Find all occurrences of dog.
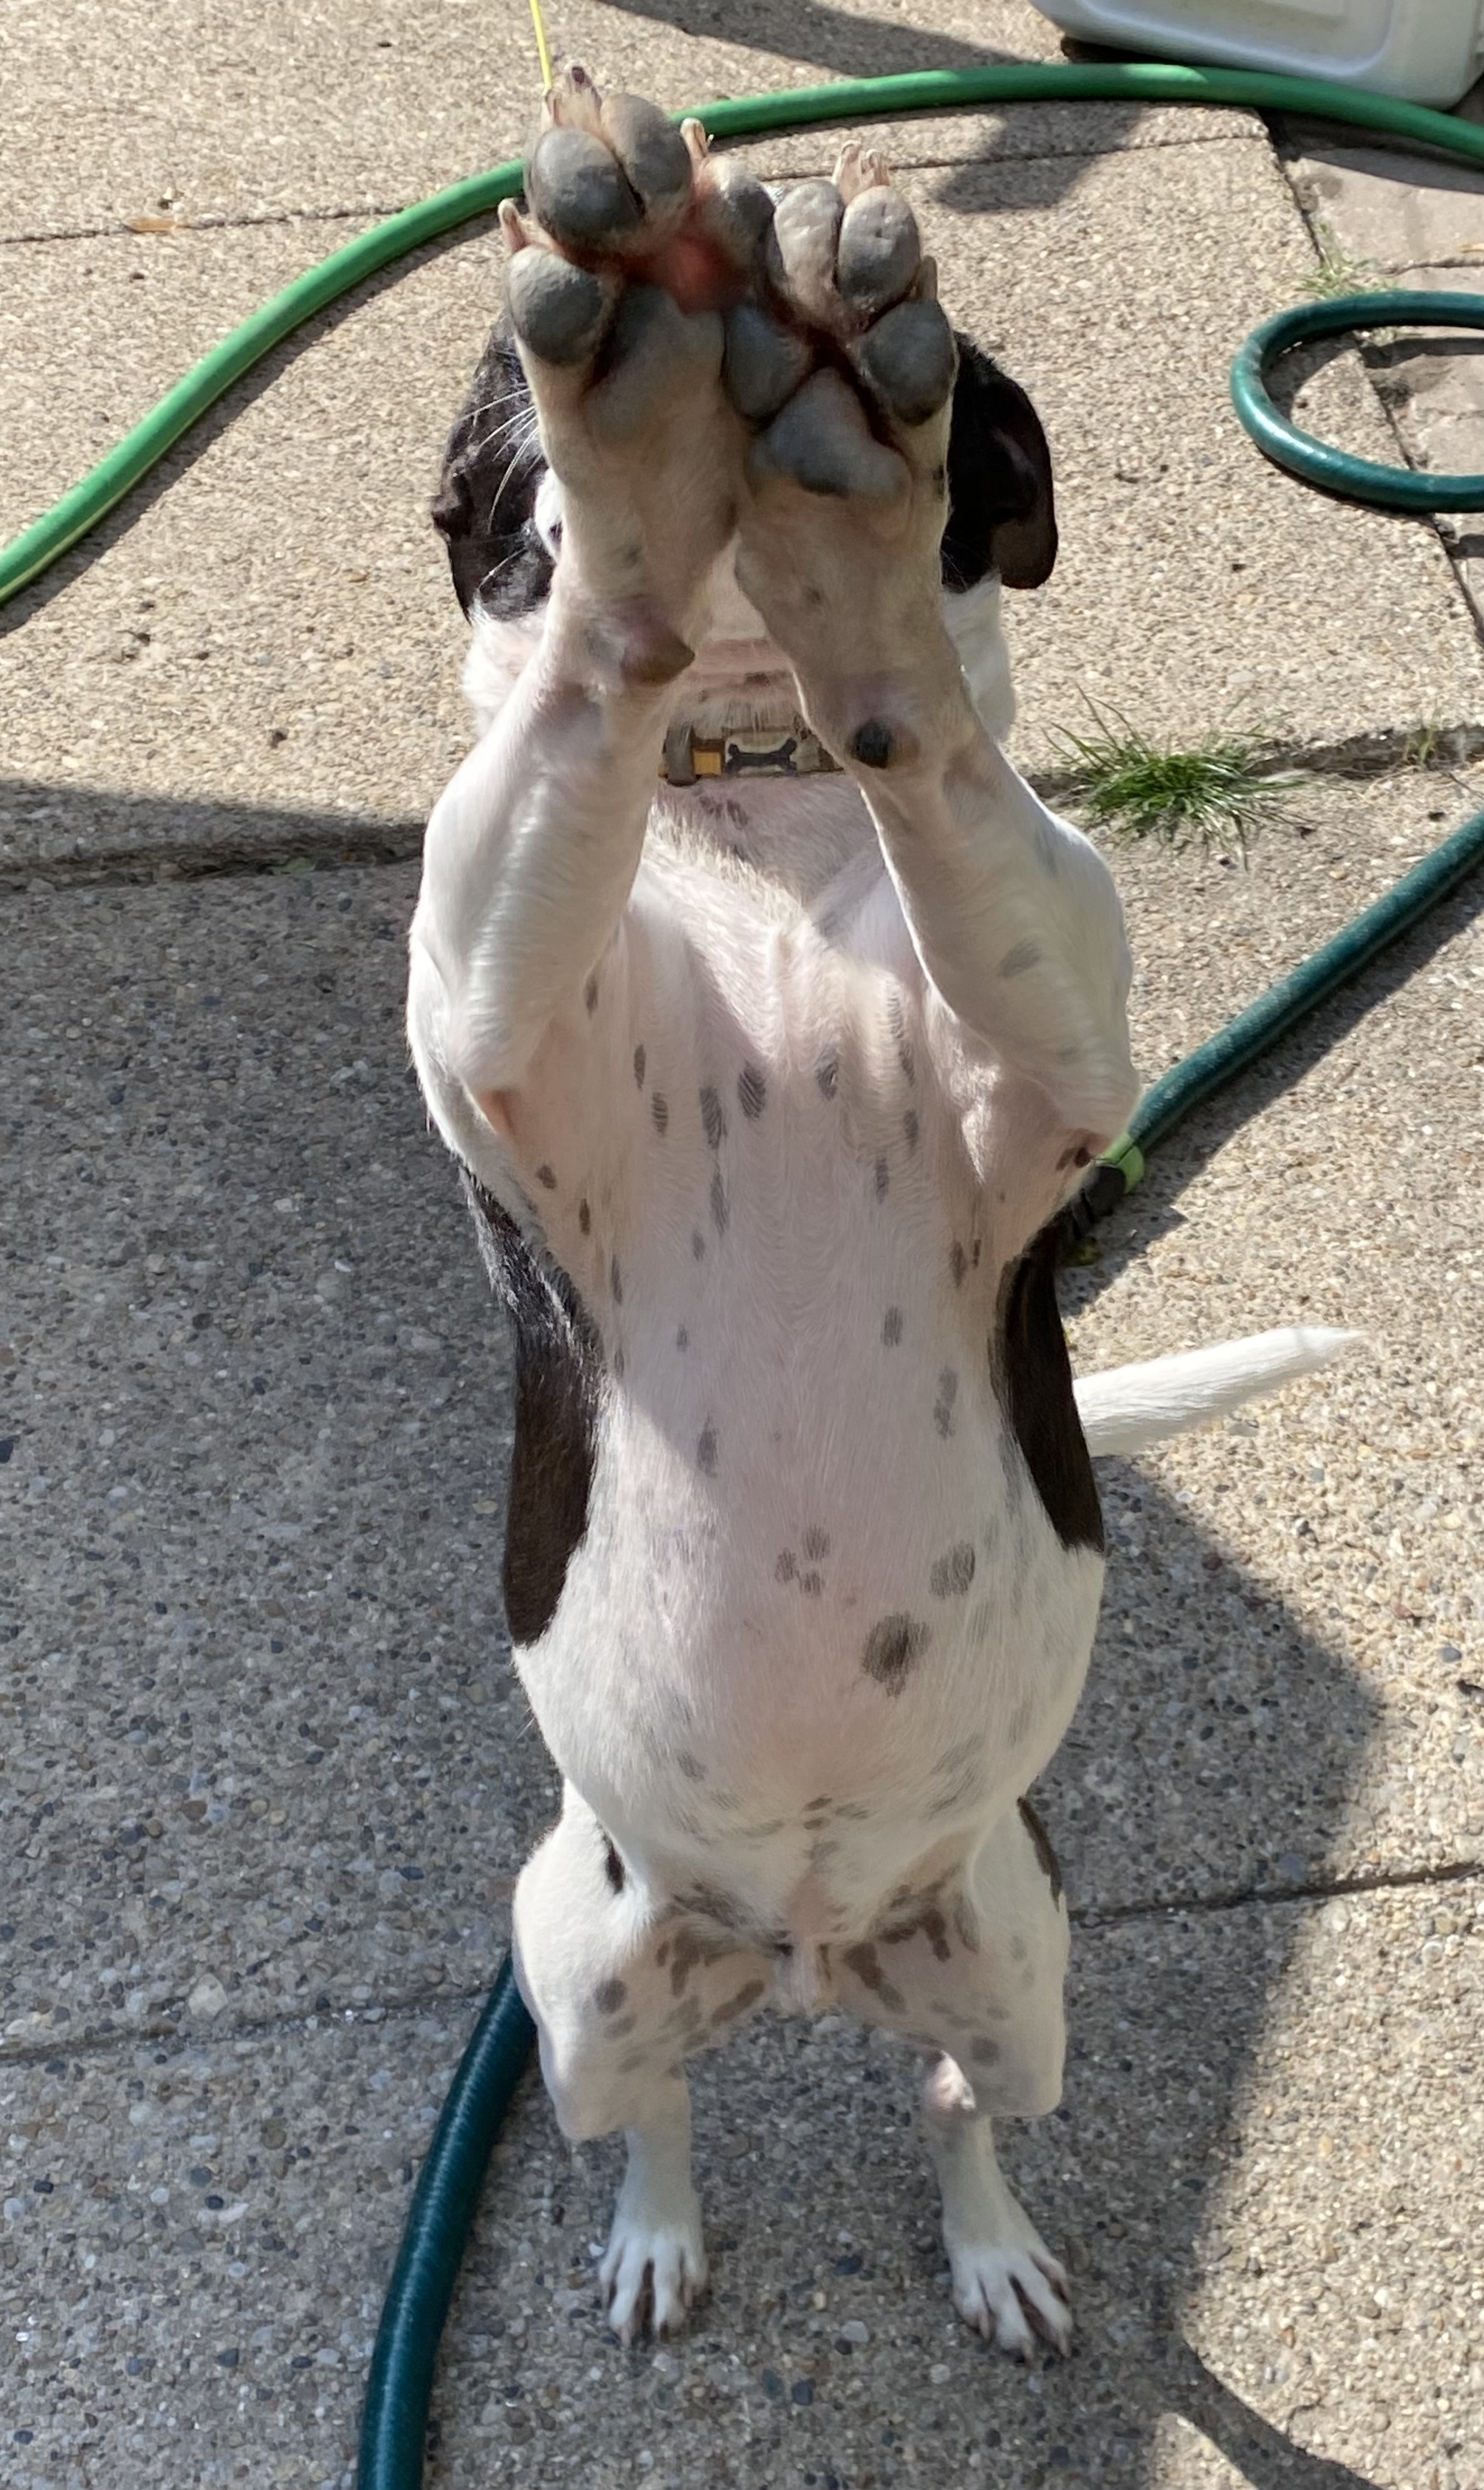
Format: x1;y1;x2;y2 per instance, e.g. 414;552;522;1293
407;75;1349;2355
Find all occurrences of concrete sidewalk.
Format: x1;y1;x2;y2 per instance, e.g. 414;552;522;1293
3;6;1482;2486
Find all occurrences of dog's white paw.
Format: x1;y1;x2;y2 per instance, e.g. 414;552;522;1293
599;2198;708;2343
947;2232;1071;2359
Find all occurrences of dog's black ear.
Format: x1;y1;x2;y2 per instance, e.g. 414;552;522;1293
432;321;555;620
940;337;1057;594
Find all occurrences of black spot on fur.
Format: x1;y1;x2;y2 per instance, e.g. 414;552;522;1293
816;1054;839;1100
700;1085;726;1150
933;1368;958;1438
803;1526;830;1560
738;1062;766;1119
677;1750;707;1782
603;1837;625;1893
610;1253;622;1305
903;1108;918;1150
676;1325;689;1351
584;973;599;1015
595;1978;627;2014
995;1222;1104;1553
874;1156;889;1201
800;1571;823;1597
462;1175;602;1646
652;1091;669;1135
710;1170;729;1234
882;1306;903;1347
851;720;896;769
930;1543;976;1598
776;1550;797;1584
949;1241;967;1289
430;322;557;620
698;1422;718;1475
633;1043;646;1088
692;1229;706;1261
861;1613;931;1695
969;2034;1002;2066
578;1198;591;1235
1018;1794;1065;1908
535;1163;557;1190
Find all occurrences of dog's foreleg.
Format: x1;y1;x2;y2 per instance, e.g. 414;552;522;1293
408;595;688;1159
850;698;1139;1150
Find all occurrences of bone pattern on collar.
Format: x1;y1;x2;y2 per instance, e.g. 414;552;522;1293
659;718;845;784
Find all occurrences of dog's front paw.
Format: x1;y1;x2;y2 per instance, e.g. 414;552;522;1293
501;71;766;648
947;2232;1072;2361
599;2193;708;2344
727;148;965;768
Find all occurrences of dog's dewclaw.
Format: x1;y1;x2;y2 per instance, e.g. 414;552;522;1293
855;298;957;426
749;368;906;503
507;253;614;367
764;179;845;321
527;126;642;251
837;189;921;319
600;95;692;219
722;301;813;423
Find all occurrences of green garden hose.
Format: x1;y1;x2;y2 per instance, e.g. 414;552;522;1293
6;59;1484;2490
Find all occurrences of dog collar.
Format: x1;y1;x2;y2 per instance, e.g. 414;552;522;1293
660;719;842;784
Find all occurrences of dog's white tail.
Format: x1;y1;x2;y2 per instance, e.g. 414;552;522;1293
1074;1327;1358;1458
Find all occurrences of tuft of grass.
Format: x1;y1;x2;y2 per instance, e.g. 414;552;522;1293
1301;222;1383;302
1052;709;1305;857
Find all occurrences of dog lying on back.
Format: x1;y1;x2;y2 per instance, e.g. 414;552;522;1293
408;75;1348;2351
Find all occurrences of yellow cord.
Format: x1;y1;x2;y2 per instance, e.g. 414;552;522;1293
527;0;554;90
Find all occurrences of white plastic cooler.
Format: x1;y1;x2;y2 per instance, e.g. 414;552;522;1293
1028;0;1484;106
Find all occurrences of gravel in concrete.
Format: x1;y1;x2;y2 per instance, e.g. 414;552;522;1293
1276;100;1484;639
3;867;555;2052
2;0;1240;241
1061;765;1484;1908
4;1890;1476;2489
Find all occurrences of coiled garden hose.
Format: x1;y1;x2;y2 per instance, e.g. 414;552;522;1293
5;59;1483;2490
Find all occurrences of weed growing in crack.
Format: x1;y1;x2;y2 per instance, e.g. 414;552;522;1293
1051;708;1307;857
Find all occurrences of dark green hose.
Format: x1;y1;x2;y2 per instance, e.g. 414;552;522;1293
356;1959;535;2490
5;60;1484;609
6;58;1483;2490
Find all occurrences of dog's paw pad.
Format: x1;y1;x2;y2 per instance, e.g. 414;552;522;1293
949;2243;1072;2360
598;93;692;222
749;368;907;504
853;298;957;427
506;250;614;366
837;188;921;319
763;179;845;327
527;125;643;253
722;301;813;422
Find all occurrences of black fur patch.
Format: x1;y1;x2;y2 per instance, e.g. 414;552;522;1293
994;1221;1103;1554
432;323;555;620
1017;1794;1064;1910
941;337;1058;594
462;1173;604;1644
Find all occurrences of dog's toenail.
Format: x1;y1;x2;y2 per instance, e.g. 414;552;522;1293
851;720;896;768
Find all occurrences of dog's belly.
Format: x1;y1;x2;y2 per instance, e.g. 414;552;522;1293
515;1325;1102;1942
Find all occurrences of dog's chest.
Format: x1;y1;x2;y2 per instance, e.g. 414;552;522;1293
487;808;1101;1926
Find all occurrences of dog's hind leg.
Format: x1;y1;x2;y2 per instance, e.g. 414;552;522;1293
832;1797;1073;2356
512;1785;770;2339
